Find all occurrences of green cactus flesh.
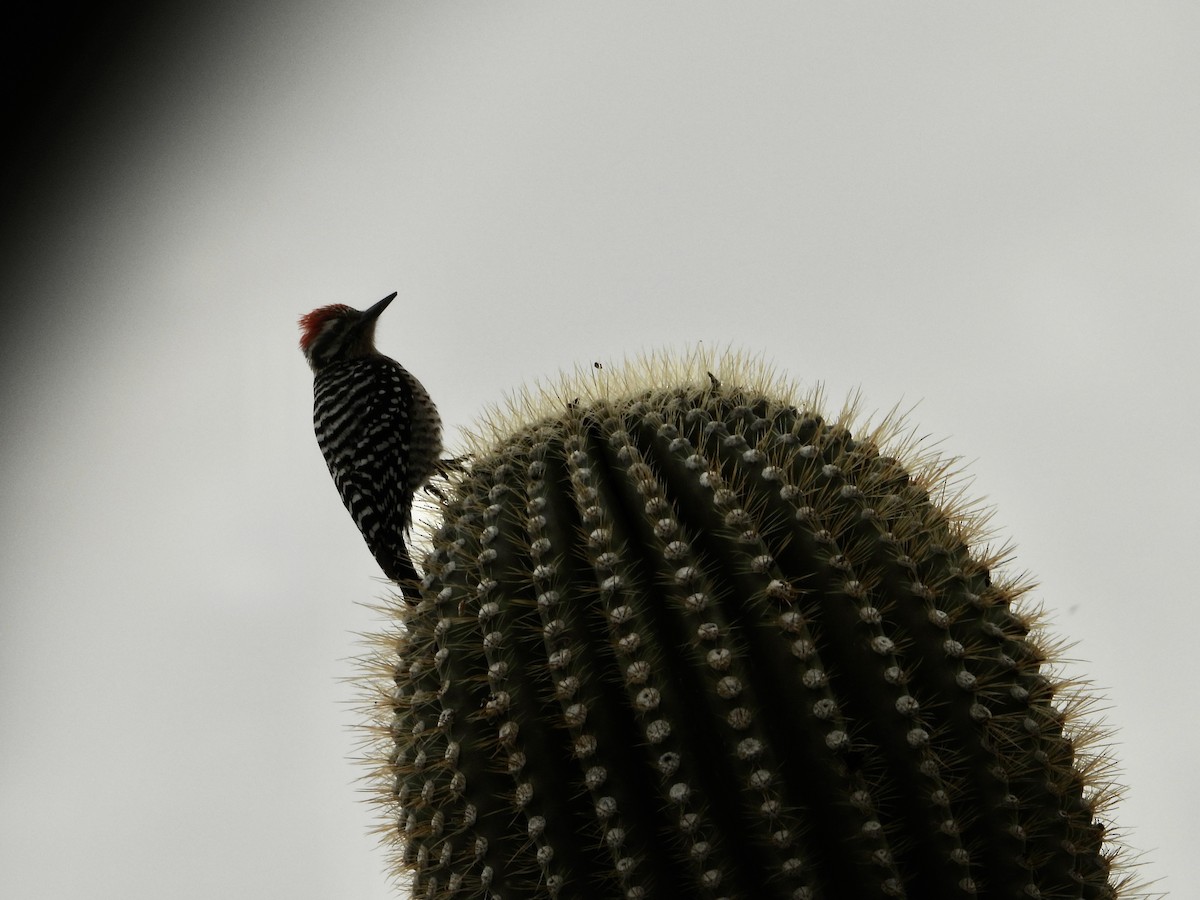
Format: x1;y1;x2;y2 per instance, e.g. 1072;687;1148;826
367;358;1133;900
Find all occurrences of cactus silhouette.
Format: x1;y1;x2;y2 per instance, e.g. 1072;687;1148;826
360;352;1143;900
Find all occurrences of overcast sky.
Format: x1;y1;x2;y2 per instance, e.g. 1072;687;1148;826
2;4;1196;897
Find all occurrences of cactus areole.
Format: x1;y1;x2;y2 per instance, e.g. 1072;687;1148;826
363;352;1138;900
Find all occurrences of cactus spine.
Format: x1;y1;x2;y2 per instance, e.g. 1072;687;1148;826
362;352;1140;900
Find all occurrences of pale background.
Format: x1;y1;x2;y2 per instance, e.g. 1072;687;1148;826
2;4;1195;897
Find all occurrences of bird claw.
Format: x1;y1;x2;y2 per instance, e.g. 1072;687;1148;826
436;455;469;475
424;456;470;501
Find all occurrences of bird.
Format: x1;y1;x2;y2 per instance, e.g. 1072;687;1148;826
298;291;442;588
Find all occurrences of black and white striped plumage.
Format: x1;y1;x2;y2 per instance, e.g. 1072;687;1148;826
299;293;442;586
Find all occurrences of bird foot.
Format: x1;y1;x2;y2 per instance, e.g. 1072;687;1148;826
424;456;470;501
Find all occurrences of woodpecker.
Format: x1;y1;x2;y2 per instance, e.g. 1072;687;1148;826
299;292;442;587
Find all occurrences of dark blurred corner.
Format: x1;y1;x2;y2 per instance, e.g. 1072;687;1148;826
3;3;163;214
0;2;168;429
1;2;165;266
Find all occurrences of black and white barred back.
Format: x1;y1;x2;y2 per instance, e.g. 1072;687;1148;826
313;355;442;583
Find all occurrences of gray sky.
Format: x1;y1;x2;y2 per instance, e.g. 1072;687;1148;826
2;4;1195;897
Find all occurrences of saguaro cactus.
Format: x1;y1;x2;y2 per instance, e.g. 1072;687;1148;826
361;352;1140;900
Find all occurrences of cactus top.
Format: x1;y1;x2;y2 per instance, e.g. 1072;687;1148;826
360;349;1145;900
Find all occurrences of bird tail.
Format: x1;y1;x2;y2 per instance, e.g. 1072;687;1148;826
381;543;421;599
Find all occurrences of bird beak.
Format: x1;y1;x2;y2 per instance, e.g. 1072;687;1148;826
362;291;398;322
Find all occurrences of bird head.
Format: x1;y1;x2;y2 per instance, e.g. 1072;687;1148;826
298;292;397;371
